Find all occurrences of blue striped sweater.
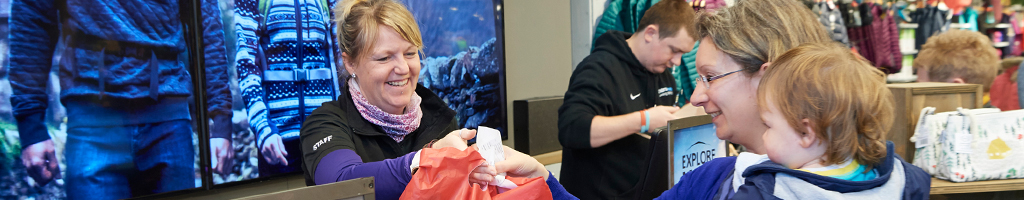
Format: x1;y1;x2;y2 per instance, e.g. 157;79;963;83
234;0;340;148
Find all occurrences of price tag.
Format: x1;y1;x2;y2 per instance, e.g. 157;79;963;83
954;131;974;154
915;128;931;148
914;110;934;148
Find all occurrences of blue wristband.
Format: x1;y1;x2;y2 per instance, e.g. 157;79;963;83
641;110;651;133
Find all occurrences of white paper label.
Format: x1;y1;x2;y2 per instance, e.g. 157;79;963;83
915;125;931;148
955;131;973;154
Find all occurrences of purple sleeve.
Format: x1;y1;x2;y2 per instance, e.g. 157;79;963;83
315;149;415;200
547;172;580;200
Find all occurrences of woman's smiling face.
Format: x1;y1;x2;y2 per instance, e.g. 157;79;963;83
345;25;422;115
689;37;768;153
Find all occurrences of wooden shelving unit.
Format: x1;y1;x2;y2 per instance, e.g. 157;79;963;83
982;23;1013;29
931;178;1024;195
899;23;919;29
949;23;970;29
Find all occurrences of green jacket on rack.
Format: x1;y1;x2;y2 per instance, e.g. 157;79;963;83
593;0;699;106
673;42;699;105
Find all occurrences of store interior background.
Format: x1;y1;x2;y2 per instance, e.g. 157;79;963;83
151;0;1024;199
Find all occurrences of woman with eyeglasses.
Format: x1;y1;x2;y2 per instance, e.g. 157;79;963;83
660;0;833;198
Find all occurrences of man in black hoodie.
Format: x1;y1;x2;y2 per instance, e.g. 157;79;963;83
558;0;697;199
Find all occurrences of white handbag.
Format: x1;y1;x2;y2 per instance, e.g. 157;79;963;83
910;107;1000;176
912;107;1024;182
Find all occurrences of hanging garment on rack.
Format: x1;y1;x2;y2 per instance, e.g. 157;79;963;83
592;0;656;51
702;0;727;12
847;3;902;74
818;1;852;47
811;0;821;15
1000;14;1016;58
911;4;951;50
880;6;903;73
1012;12;1023;56
672;41;699;106
894;1;912;23
840;2;863;27
860;2;875;25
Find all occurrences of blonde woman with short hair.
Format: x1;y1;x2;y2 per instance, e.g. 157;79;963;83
298;1;493;199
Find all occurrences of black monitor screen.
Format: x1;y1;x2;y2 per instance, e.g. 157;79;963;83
404;0;508;139
670;123;722;184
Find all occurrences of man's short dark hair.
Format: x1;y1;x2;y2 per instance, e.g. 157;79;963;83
635;0;698;40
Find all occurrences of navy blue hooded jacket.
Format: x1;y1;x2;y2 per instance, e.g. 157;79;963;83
733;142;932;200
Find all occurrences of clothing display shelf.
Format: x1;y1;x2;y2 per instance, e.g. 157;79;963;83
949;23;971;29
897;22;921;55
980;23;1015;49
981;23;1013;29
994;41;1011;47
898;23;919;29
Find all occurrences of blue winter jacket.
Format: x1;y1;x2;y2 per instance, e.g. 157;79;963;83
733;142;932;200
9;0;232;148
655;156;737;200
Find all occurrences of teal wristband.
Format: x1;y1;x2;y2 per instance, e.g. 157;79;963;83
641;110;651;133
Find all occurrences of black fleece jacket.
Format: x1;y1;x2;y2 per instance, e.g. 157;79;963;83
558;30;677;199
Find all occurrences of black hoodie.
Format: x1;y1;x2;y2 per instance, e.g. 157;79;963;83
558;30;677;199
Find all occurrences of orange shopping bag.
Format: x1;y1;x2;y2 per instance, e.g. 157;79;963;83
400;147;553;200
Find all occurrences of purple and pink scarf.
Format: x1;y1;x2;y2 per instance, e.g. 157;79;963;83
348;79;423;142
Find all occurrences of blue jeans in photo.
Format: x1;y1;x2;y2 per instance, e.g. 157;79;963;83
64;119;195;199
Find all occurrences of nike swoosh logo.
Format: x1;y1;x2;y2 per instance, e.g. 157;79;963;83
630;93;641;100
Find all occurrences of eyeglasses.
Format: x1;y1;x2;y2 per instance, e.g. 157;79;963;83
697;69;743;90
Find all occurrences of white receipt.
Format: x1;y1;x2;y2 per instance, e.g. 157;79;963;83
476;126;518;191
477;126;505;165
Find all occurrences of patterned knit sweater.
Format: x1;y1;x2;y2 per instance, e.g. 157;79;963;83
235;0;340;149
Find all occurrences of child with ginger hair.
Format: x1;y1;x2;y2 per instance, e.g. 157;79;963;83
732;42;931;199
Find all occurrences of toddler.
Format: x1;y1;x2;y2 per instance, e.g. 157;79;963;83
733;42;932;199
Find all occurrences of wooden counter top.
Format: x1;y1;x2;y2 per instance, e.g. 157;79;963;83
930;178;1024;194
533;150;562;165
